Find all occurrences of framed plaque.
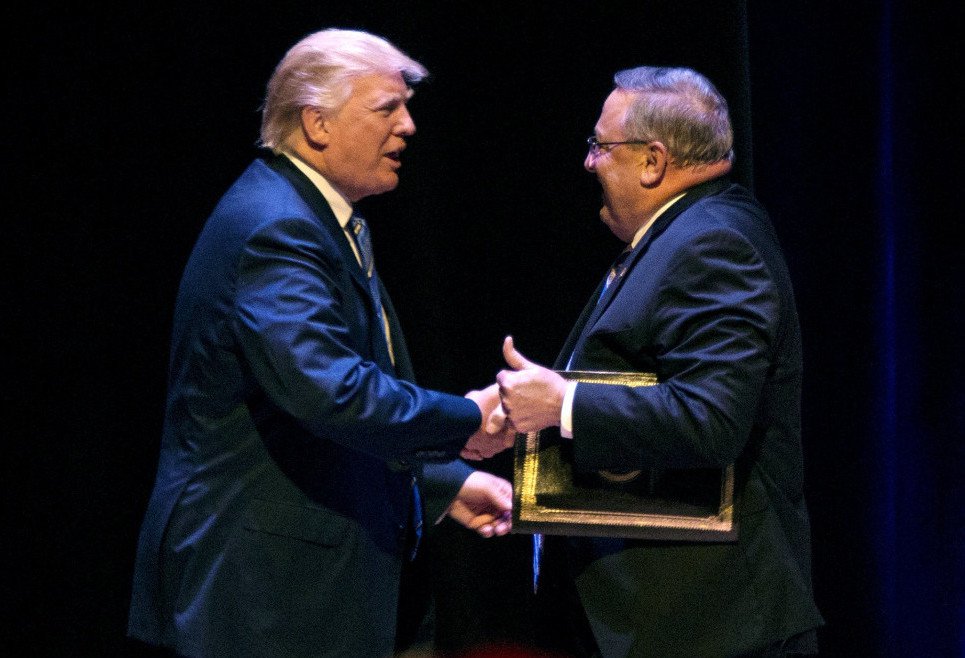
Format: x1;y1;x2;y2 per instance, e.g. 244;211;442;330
512;370;737;542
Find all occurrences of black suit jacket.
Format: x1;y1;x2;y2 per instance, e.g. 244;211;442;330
128;155;479;657
556;178;823;657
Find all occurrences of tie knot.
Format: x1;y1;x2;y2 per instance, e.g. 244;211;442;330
349;214;375;277
611;244;634;275
602;244;633;298
350;214;367;235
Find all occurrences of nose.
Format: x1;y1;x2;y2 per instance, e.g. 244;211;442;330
395;105;416;136
584;150;597;172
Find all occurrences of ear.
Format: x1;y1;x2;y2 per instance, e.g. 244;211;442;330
639;142;669;187
300;106;330;147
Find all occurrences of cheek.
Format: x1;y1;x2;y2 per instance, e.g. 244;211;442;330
607;167;636;195
598;168;622;197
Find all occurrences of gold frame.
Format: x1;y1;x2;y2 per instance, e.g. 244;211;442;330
512;370;737;541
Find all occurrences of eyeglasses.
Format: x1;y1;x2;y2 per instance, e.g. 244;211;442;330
586;135;651;156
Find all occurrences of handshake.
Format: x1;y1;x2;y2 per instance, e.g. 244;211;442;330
460;336;570;461
448;335;571;538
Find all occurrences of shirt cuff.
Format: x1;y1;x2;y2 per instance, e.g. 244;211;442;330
560;381;578;438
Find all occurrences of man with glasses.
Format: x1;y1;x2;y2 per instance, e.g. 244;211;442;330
493;66;824;656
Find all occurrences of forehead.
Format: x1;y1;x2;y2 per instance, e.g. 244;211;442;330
347;72;412;104
596;90;633;136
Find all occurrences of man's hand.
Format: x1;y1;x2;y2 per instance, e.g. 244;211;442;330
495;336;567;434
447;470;513;537
462;384;517;460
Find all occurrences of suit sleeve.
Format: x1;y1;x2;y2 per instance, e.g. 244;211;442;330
420;460;475;523
572;225;780;470
234;215;481;463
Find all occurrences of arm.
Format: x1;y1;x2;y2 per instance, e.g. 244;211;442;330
235;216;481;463
447;470;513;537
572;226;780;471
496;226;780;471
423;461;513;538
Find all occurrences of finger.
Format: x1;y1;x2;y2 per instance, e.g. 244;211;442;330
460;448;482;461
509;418;530;434
466;513;498;529
492;517;512;536
506;416;520;433
485;511;512;537
502;335;535;371
491;479;513;510
485;404;507;434
502;430;517;449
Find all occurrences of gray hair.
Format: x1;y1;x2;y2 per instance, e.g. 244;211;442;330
259;29;428;152
614;66;733;166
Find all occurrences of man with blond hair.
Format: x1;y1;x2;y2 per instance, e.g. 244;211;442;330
128;28;514;657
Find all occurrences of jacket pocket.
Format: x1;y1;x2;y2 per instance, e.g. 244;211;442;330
243;499;352;547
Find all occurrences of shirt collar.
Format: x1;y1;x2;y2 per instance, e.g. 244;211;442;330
629;192;687;249
282;152;354;229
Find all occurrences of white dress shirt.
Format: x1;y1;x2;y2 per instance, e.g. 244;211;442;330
283;152;395;365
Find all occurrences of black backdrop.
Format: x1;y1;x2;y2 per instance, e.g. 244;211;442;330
7;2;963;656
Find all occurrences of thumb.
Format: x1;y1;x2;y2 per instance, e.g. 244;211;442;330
485;404;507;434
503;335;535;371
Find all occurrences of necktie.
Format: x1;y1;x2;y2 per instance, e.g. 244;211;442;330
349;215;419;557
408;474;423;561
348;214;395;366
349;215;375;276
534;243;636;592
600;243;634;300
564;244;634;372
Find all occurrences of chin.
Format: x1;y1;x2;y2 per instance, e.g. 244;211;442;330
379;172;400;191
363;177;399;198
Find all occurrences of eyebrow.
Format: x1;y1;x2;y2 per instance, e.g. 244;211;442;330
368;88;414;110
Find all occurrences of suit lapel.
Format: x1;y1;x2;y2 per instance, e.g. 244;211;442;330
562;177;732;367
266;154;398;374
266;154;372;300
379;281;413;380
554;278;606;369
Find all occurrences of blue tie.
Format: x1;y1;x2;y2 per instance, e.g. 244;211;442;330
349;215;382;302
349;214;395;366
409;474;423;561
600;243;634;300
350;215;420;558
534;243;635;592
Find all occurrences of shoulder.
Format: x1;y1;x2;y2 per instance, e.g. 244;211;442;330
646;191;776;288
194;159;345;267
217;159;317;225
663;183;775;253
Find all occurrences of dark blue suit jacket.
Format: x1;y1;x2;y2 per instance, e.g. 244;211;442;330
557;178;823;657
128;155;479;657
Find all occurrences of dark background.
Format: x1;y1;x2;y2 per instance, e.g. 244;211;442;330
7;2;963;656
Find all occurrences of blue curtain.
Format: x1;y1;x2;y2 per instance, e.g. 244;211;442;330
876;3;965;656
750;2;964;655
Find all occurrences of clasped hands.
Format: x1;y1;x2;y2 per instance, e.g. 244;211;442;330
454;336;566;538
462;335;568;461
